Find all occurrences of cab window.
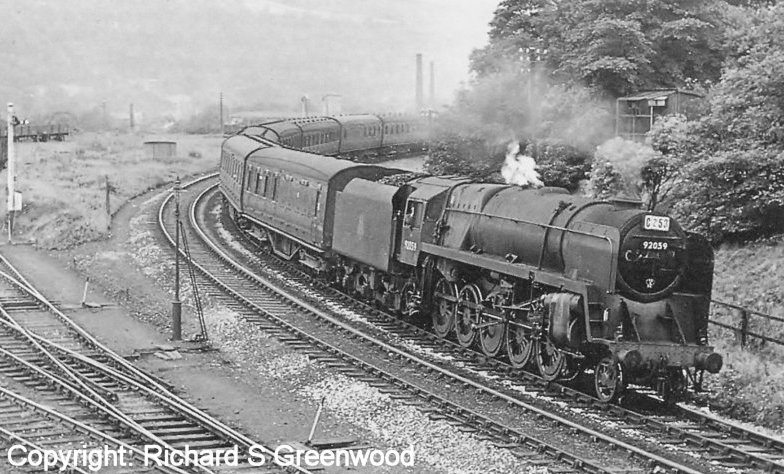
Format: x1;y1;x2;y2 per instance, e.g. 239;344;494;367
404;201;423;228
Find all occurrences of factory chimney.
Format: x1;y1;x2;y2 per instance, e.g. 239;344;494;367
415;53;423;112
429;61;435;108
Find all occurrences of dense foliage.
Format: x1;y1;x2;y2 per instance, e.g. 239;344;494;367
471;0;731;96
671;150;784;241
650;4;784;242
525;140;592;192
429;0;784;243
425;133;505;179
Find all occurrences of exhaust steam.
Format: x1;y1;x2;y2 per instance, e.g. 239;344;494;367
501;141;543;188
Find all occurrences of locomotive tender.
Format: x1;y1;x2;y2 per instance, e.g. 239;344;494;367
219;125;722;403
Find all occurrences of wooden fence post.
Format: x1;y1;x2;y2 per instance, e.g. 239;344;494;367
105;175;111;231
737;308;749;348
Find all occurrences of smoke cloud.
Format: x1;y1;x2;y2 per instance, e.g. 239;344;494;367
501;140;544;188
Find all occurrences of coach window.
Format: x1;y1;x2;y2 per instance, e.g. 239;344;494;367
262;174;269;197
271;176;278;201
254;172;261;194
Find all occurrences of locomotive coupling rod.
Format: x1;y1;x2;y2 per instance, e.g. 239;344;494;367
472;320;506;331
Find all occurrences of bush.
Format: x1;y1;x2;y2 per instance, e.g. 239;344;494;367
424;133;505;179
425;134;591;191
671;149;784;242
525;140;592;192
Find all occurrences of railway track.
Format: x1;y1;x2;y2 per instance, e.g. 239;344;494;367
219;192;784;472
154;174;775;473
0;250;312;473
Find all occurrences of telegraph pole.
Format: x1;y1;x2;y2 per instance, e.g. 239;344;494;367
6;103;16;243
171;177;182;341
219;92;224;136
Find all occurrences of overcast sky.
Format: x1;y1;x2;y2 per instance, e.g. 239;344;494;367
1;0;500;117
246;0;500;105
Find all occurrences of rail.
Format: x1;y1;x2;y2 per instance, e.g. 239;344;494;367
709;298;784;348
0;247;313;474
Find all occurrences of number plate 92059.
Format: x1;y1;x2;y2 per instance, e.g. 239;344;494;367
643;215;670;232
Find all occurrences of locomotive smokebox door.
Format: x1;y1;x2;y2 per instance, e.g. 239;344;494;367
398;199;424;265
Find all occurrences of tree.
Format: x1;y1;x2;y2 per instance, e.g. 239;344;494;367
589;137;680;210
670;149;784;242
702;4;784;150
645;4;784;242
472;0;732;96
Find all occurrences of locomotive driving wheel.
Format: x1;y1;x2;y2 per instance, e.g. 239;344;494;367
506;321;533;368
455;284;482;348
431;277;457;338
535;338;566;381
594;356;625;403
479;313;505;357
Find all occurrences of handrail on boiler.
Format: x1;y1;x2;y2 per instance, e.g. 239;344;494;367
442;206;617;290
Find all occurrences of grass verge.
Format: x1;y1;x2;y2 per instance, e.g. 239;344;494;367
1;132;221;248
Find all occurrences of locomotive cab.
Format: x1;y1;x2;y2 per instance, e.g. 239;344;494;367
395;177;466;266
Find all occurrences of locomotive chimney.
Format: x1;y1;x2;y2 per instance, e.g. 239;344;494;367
429;61;435;108
415;53;423;112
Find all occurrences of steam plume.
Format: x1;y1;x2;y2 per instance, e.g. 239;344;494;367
501;141;544;188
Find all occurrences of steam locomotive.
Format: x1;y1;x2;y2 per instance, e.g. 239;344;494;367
219;124;722;403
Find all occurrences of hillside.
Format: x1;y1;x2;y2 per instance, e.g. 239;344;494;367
0;0;494;121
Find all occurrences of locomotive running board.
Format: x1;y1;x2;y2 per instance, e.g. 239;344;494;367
419;242;591;296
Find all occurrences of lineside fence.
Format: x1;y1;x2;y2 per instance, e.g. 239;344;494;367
710;299;784;349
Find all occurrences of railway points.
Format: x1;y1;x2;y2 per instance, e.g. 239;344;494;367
0;251;313;474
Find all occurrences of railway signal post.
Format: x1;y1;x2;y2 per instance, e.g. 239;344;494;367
171;176;182;341
6;103;17;243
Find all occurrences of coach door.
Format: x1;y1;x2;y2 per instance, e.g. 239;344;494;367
398;199;424;266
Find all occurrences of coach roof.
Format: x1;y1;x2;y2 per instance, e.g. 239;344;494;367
247;145;390;183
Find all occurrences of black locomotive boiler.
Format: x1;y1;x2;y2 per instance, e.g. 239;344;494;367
220;131;722;403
